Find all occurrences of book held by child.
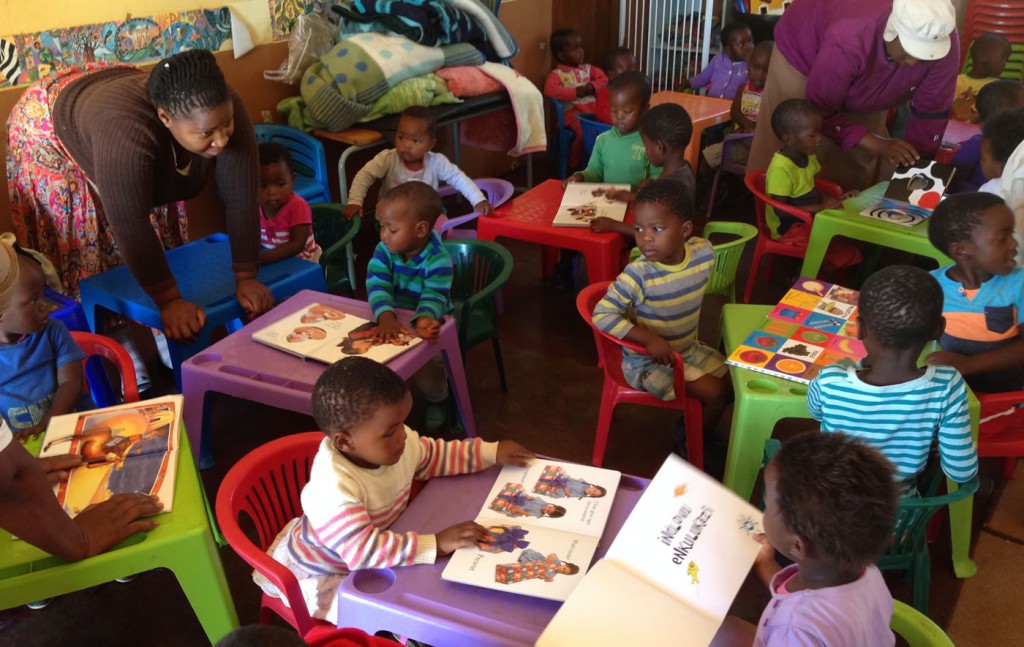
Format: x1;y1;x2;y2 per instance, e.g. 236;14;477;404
552;183;631;227
441;459;621;601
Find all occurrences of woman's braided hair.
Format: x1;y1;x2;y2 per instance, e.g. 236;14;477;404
147;49;229;118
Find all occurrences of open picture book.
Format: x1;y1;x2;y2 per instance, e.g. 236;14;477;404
537;455;764;647
441;459;621;601
251;302;422;365
552;183;631;227
858;159;955;227
38;395;182;517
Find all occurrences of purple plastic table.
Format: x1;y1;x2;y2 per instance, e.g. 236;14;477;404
180;290;477;467
335;466;649;646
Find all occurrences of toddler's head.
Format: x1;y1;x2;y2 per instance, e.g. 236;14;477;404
638;103;693;169
858;266;944;356
395;106;437;169
603;46;637;81
765;431;898;573
607;71;652;136
377;181;444;259
747;40;774;91
258;142;295;218
929;192;1018;279
632;180;695;265
976;79;1024;124
0;241;48;343
969;33;1012;79
980;106;1024;180
721;23;754;63
312;356;412;469
551;28;584;67
771;98;823;157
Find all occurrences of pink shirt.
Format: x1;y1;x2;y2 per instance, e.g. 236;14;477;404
259;192;321;262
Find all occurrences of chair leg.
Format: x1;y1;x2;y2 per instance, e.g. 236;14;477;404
492;336;508;394
912;549;931;614
593;384;617;467
743;246;764;304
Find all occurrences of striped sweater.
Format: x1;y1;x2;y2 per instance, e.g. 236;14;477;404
366;231;453;322
279;429;498;577
807;364;978;491
592;237;715;358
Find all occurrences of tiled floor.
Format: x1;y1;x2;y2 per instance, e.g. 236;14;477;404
1;167;1014;646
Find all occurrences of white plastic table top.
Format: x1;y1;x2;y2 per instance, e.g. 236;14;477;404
335;466;649;647
180;290;477;465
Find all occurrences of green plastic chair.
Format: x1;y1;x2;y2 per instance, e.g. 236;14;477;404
310;203;361;294
444;239;514;393
891;600;956;647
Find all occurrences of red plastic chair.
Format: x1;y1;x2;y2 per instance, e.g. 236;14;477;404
977;390;1024;479
742;169;843;303
215;432;329;636
70;331;139;406
576;282;704;469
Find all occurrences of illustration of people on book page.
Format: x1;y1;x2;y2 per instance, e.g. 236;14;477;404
338;320;415;356
489;483;566;519
477;525;531;553
533;464;608;499
495;548;581;585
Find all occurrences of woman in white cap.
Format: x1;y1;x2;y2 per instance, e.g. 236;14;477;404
747;0;960;190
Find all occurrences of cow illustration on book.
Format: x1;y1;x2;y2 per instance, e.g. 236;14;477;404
532;465;607;499
489;482;567;518
495;549;580;584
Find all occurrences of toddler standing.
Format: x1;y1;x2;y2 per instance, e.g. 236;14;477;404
257;142;322;264
677;23;753;100
544;28;609;170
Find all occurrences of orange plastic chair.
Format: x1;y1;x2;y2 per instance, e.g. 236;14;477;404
977;390;1024;479
70;331;139;406
742;169;842;303
215;432;330;636
576;282;704;469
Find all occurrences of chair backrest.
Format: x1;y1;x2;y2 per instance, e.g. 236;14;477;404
720;133;754;176
891;600;956;647
745;170;843;240
883;472;980;563
701;221;758;298
546;97;573;180
444;239;514;302
253;124;329;184
310;203;361;260
70;331;138;407
578;114;611;162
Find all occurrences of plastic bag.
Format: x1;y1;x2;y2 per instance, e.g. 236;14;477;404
264;13;338;85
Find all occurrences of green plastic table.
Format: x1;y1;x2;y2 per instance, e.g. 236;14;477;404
800;183;954;279
721;303;979;578
0;430;238;640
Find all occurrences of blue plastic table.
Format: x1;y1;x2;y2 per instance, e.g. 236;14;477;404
79;234;326;388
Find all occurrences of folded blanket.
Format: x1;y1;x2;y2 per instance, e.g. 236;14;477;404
473;62;546;156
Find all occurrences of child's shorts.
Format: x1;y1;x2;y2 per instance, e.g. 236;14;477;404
621;341;728;401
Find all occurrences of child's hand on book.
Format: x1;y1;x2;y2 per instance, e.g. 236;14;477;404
38;453;84;485
375;313;412;343
563;173;584;189
342;204;362;220
589;216;617;233
415;316;442;340
496;440;535;467
436;521;489;555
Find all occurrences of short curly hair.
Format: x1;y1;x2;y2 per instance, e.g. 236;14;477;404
770;98;821;140
975;79;1024;123
312;357;409;433
634;179;694;223
927;191;1007;256
379;180;444;226
609;70;652;106
258;142;291;167
550;28;579;59
772;431;898;570
148;49;230;118
981;106;1024;164
858;265;944;350
639;103;693;151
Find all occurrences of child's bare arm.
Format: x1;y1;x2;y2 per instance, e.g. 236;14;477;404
589;217;634;237
926;333;1024;377
375;312;411;343
752;532;782;586
258;224;311;264
495;440;534;466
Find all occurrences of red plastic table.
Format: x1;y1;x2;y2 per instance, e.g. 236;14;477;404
477;179;629;284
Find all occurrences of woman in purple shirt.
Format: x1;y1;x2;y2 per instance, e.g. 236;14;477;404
747;0;959;190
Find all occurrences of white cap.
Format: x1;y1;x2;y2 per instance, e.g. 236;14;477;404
883;0;956;61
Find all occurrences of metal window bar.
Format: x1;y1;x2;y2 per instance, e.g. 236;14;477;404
619;0;716;93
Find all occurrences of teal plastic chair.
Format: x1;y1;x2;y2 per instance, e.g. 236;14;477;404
310;203;361;294
444;239;514;393
891;600;956;647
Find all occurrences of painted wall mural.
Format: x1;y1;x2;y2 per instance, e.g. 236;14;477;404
269;0;326;41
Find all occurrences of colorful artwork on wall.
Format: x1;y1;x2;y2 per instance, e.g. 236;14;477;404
0;8;233;88
269;0;326;41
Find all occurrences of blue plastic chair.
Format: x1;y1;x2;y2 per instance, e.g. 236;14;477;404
577;114;611;167
547;97;575;180
253;125;332;204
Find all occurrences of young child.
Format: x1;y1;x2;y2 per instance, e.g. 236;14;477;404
730;40;773;136
257;143;322;264
592;180;730;446
952;33;1013;123
711;431;899;646
976;106;1024;195
594;46;637;125
952;79;1024;193
807;265;978;495
257;356;533;623
544;28;609;170
0;240;85;443
765;99;861;270
677;23;753;100
926;192;1024;393
342;106;491;221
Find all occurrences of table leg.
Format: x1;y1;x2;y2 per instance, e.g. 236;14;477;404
169;530;240;642
439;332;477;437
799;229;832;279
948;395;980;578
587;244;623;283
541;246;558;279
722;397;776;500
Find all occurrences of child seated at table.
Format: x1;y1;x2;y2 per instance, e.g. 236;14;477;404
544;27;609;170
807;265;977;496
592;180;730;455
926;192;1024;393
952;79;1024;193
952;33;1012;123
975;106;1024;195
257;143;322;264
255;356;534;623
594;46;637;126
0;239;86;443
676;22;753;100
711;431;898;647
765;99;861;272
342;106;491;221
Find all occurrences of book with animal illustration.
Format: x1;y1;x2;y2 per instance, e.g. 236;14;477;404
537;454;764;647
858;159;955;226
251;302;423;365
441;459;621;601
38;395;183;517
725;277;865;384
552;183;631;227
